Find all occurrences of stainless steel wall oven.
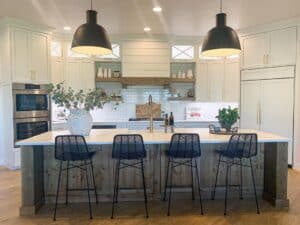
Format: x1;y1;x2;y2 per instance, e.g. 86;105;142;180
12;83;51;144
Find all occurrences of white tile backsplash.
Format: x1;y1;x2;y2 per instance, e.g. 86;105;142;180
52;83;237;123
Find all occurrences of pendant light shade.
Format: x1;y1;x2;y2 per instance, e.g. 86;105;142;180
201;11;241;57
71;9;112;55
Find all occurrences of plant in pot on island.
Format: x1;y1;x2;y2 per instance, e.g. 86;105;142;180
216;106;240;132
47;82;112;136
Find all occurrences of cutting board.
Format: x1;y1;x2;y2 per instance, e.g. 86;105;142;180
136;102;161;118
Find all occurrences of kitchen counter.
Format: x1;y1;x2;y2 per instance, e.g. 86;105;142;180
17;128;289;216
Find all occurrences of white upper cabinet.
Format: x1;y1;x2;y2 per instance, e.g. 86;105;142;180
66;60;94;91
11;28;30;82
196;59;240;102
242;33;268;69
11;28;50;84
223;61;240;102
241;27;297;69
30;32;49;83
207;62;224;102
122;40;170;77
269;27;297;66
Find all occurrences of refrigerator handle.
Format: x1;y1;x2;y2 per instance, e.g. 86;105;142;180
259;102;262;126
257;102;260;125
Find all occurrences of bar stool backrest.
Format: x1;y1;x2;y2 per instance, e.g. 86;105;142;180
168;133;201;158
227;133;258;158
55;135;89;161
112;134;146;160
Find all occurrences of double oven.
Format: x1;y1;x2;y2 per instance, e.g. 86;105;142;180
13;83;51;144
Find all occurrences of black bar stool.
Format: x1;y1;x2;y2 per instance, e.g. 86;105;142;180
163;133;204;216
53;135;98;221
111;134;148;219
211;133;260;215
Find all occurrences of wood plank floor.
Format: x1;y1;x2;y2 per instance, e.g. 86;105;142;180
1;167;300;225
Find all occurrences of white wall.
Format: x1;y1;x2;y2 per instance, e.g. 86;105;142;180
293;25;300;171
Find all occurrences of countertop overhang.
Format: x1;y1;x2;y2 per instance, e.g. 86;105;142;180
16;128;289;146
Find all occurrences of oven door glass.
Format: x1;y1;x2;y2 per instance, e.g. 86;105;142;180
16;94;48;111
16;121;49;140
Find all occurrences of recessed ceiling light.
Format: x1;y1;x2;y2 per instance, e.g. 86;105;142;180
63;26;71;31
153;6;162;12
144;27;151;32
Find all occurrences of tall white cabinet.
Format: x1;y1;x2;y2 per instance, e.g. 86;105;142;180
241;66;295;165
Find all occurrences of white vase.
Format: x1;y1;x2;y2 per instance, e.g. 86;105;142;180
97;67;103;78
67;109;93;136
187;69;193;79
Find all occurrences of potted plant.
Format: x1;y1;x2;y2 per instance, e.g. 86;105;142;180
47;82;113;136
216;106;240;132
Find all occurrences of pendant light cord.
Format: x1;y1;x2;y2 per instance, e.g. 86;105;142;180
220;0;223;13
91;0;93;10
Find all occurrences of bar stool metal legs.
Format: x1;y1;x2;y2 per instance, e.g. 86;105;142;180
165;158;203;216
53;160;98;221
250;158;260;214
211;157;260;215
111;159;148;219
53;161;63;221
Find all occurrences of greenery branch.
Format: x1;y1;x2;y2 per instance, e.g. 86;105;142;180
47;82;121;111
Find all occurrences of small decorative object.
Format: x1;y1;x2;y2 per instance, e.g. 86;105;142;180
113;71;121;78
172;73;177;78
97;67;103;78
182;72;186;79
177;70;182;78
108;68;112;78
187;69;193;79
187;89;194;98
47;82;117;136
216;106;240;132
103;68;108;78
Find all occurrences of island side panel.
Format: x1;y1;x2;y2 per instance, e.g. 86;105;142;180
20;146;45;216
263;142;289;208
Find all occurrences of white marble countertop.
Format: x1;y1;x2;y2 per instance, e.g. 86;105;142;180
16;128;289;146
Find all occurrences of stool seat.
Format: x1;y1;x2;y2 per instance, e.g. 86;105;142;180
215;149;243;158
165;149;201;158
56;151;96;161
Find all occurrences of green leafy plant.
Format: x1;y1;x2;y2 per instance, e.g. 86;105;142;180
216;106;240;131
47;82;119;111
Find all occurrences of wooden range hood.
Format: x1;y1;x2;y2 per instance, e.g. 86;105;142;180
95;77;195;87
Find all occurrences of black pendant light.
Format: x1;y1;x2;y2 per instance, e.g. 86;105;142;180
71;0;112;55
201;0;241;57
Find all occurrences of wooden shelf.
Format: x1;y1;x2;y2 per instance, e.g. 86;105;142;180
95;77;195;85
95;77;122;82
167;96;195;101
170;78;195;83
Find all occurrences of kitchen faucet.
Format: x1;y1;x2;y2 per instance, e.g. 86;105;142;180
148;94;154;133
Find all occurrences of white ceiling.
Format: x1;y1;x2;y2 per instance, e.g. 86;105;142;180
1;0;300;36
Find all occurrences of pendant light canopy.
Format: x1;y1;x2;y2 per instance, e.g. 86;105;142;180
71;0;112;55
201;0;241;57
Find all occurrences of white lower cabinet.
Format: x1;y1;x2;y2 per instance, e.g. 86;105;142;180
241;67;295;165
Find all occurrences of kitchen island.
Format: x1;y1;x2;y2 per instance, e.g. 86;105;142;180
17;128;289;216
